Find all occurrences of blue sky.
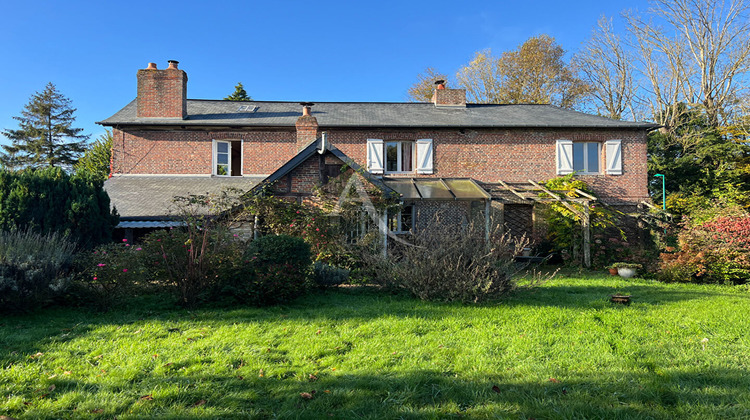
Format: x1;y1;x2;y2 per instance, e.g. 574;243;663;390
1;0;651;143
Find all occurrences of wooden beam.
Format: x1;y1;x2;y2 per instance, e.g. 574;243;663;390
574;189;597;201
528;180;582;218
582;200;591;268
498;180;528;201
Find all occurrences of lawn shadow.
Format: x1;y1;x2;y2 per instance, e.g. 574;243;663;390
9;366;750;419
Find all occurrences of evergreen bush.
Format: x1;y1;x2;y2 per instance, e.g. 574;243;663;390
0;168;118;247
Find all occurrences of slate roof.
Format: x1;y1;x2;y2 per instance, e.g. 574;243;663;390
104;176;264;221
98;99;658;130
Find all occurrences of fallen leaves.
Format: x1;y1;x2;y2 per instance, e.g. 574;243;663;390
492;385;501;394
300;391;316;400
549;378;560;383
193;399;206;407
29;352;44;359
308;374;318;382
140;394;153;401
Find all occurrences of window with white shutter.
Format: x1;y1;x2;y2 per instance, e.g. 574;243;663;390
416;139;433;174
605;139;623;175
367;139;384;174
556;140;574;175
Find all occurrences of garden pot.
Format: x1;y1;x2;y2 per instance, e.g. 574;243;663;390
617;267;637;278
608;268;618;276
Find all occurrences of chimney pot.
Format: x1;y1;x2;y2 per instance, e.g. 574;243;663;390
146;62;158;70
167;60;179;69
300;102;314;116
435;79;446;90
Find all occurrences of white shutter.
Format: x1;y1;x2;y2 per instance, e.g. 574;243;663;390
556;140;574;175
605;139;623;175
367;139;384;174
416;139;434;174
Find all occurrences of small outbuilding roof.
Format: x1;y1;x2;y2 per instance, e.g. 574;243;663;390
104;175;264;221
99;99;659;130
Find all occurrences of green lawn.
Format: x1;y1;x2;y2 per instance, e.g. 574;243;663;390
1;274;749;419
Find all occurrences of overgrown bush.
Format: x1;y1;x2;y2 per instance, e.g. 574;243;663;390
659;212;750;284
357;224;548;303
223;234;312;306
313;261;349;288
0;230;76;312
73;239;149;309
142;226;241;306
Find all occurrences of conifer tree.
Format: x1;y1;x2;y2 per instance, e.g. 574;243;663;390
1;83;88;169
74;130;112;181
224;82;252;101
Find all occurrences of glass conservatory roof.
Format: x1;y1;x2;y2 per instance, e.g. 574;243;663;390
382;178;490;200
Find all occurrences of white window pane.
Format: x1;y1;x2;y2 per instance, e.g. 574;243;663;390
217;153;228;165
573;143;585;171
587;143;599;173
217;142;229;153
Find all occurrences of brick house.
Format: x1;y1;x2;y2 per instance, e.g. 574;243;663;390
99;61;657;261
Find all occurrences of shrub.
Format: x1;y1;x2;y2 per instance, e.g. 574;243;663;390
72;239;149;309
658;213;750;284
225;235;312;306
0;230;76;312
0;167;118;248
358;224;548;304
312;261;349;288
142;226;241;306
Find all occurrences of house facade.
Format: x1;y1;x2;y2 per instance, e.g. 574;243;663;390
100;61;657;255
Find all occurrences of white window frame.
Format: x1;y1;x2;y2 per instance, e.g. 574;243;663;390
212;139;243;177
572;142;601;175
388;203;414;233
385;141;415;174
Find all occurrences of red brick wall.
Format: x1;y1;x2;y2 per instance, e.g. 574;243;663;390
110;126;648;204
327;128;649;204
111;129;296;175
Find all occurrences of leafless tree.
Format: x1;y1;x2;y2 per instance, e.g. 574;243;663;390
573;16;638;120
625;0;750;129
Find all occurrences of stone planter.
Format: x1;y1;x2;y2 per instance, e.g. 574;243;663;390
617;267;637;278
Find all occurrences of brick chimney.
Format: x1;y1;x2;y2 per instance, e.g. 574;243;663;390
295;102;318;151
136;60;188;118
432;80;466;107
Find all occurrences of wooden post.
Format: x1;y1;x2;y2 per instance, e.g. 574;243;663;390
494;201;505;237
381;211;388;257
582;200;591;268
485;199;491;243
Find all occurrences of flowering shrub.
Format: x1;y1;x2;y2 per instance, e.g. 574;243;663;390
0;230;75;313
73;239;148;309
222;234;312;306
658;214;750;284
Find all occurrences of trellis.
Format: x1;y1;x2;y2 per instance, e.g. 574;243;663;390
493;180;596;267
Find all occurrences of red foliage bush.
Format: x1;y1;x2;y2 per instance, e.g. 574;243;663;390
659;215;750;284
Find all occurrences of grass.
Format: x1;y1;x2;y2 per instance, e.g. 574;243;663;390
1;273;749;419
